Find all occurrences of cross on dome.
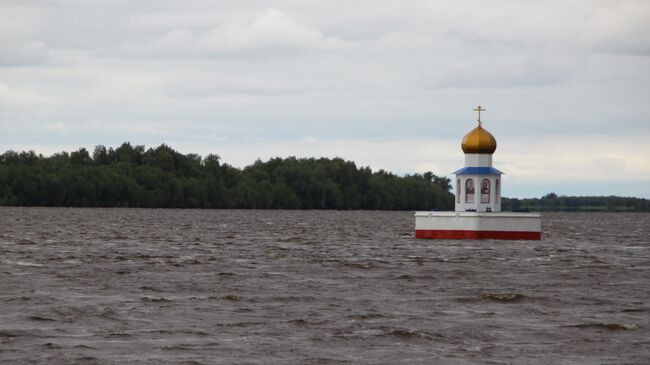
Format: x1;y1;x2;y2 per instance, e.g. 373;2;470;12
461;105;497;154
473;105;486;126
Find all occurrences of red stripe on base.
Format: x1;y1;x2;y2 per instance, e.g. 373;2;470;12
416;229;541;240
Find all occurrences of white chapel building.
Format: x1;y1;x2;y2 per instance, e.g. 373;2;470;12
415;106;541;240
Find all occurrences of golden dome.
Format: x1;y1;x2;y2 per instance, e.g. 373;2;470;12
461;124;497;154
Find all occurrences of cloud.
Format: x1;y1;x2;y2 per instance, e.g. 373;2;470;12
499;135;650;182
426;0;650;56
199;9;346;55
438;52;582;88
586;1;650;55
0;41;49;66
0;3;49;66
0;82;54;107
88;119;172;136
163;75;304;98
300;136;319;144
44;122;68;135
119;8;346;58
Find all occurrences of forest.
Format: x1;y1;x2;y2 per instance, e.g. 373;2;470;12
502;193;650;212
0;143;454;210
1;143;648;211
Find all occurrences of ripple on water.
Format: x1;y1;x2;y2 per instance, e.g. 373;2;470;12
480;293;527;303
565;323;639;331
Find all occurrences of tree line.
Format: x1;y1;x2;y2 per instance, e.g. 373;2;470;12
1;143;647;211
502;193;650;212
0;143;454;210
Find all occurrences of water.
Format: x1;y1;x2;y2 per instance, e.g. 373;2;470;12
1;208;649;364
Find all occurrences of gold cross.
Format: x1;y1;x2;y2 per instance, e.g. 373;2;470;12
473;105;486;126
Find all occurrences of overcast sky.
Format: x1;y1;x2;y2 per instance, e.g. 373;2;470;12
1;0;649;198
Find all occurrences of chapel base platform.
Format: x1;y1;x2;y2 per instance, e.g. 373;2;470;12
414;211;542;240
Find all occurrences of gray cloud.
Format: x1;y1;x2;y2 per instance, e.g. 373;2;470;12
0;0;648;197
0;41;49;66
115;9;348;59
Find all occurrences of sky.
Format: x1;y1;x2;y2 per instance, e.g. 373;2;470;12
1;0;649;198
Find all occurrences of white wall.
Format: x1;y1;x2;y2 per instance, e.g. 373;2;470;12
415;212;541;232
455;174;501;212
464;154;492;167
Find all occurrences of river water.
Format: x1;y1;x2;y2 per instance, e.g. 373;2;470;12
1;208;648;364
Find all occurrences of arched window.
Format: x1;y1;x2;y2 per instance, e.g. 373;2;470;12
481;179;490;203
456;179;460;203
465;179;475;203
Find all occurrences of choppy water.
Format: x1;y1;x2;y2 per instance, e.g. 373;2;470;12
1;208;649;364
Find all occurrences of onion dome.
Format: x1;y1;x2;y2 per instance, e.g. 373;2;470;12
461;124;497;154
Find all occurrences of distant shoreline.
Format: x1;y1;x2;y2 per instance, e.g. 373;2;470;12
0;206;649;213
2;143;648;212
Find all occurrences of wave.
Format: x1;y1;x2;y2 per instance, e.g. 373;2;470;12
566;323;638;331
140;297;172;303
378;326;442;340
139;329;211;336
620;308;648;313
16;239;37;245
139;285;163;292
27;315;56;322
3;260;44;267
481;293;527;302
